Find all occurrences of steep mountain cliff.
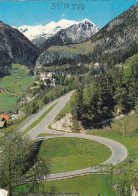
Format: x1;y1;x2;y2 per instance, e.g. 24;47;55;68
0;21;39;77
36;4;138;68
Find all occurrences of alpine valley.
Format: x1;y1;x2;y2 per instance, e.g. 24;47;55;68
0;5;137;76
0;18;98;76
0;4;137;114
36;4;138;68
0;4;138;196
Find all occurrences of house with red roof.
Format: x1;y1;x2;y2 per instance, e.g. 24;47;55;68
0;112;10;128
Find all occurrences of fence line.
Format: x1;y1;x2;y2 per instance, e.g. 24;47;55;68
45;171;103;181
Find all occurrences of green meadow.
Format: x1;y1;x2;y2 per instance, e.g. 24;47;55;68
38;137;111;174
88;113;138;161
40;174;117;196
0;92;17;112
0;64;34;112
15;138;114;195
15;174;117;196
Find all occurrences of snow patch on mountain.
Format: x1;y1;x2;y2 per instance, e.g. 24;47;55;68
15;19;98;46
15;19;78;41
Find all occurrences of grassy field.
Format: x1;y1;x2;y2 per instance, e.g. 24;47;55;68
15;174;116;196
0;64;34;112
38;137;111;174
48;40;102;55
40;174;116;196
22;102;58;135
88;113;138;160
0;92;17;112
18;105;26;112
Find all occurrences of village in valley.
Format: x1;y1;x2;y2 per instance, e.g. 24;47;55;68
0;72;56;129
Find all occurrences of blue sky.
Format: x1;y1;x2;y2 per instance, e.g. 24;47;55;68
0;1;137;29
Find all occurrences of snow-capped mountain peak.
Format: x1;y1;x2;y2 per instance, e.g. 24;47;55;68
81;18;93;23
16;19;77;41
16;19;98;46
57;19;77;26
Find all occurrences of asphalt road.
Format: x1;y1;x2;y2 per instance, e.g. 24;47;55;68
27;90;74;139
20;90;128;181
36;134;128;181
18;90;74;136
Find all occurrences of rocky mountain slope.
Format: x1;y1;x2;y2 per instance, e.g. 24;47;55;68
0;21;39;77
40;19;98;51
36;48;81;67
36;4;138;68
17;19;98;47
86;4;138;65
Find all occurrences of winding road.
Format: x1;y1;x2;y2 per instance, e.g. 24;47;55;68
19;91;128;181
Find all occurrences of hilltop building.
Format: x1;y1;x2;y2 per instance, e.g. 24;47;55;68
40;72;52;81
40;72;56;87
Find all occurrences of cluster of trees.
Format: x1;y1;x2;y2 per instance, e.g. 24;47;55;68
72;55;137;127
0;128;51;196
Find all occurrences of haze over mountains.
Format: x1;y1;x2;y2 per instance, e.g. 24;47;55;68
16;19;98;47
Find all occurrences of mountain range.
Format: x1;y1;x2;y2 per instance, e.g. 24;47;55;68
0;18;98;76
16;19;98;47
36;4;138;67
0;4;137;77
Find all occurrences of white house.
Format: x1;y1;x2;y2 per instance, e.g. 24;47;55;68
40;72;53;81
40;73;46;81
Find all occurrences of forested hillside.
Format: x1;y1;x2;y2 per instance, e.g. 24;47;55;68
71;54;138;127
